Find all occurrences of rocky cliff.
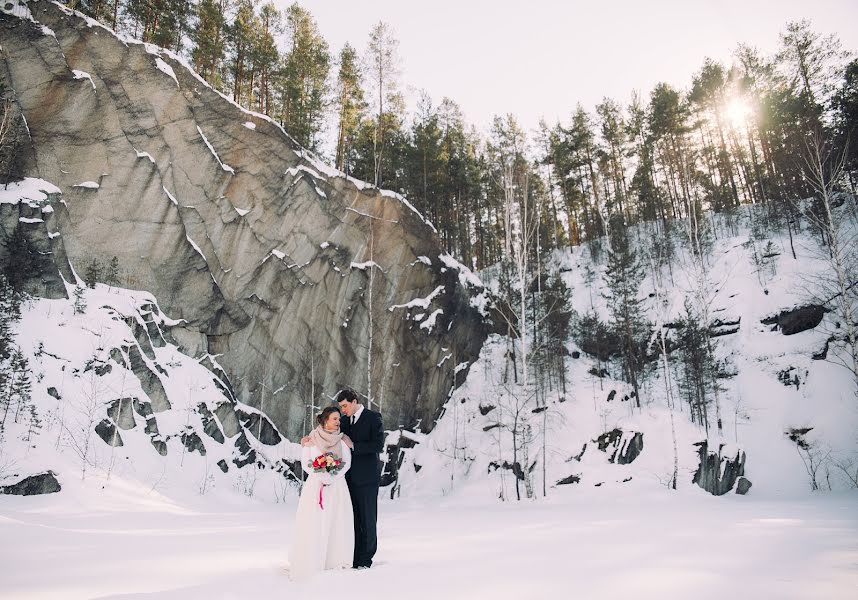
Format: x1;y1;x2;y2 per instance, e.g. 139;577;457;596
0;0;488;438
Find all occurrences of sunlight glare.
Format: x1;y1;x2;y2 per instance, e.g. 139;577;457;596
726;97;752;129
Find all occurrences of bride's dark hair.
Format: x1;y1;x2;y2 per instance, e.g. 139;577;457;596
317;406;340;427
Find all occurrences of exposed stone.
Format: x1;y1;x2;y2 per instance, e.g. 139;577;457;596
233;432;257;468
236;409;281;446
217;459;229;473
47;387;61;400
132;398;153;418
180;430;206;456
761;305;827;335
150;438;168;456
95;419;123;447
0;2;488;439
556;474;581;485
692;441;746;496
594;429;644;464
380;429;420;492
478;404;495;416
107;398;136;430
198;403;225;444
0;471;61;495
214;402;241;438
109;348;127;368
736;476;753;495
126;345;171;412
777;367;802;390
144;416;160;436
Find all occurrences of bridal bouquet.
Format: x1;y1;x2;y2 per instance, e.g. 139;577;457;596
309;452;344;475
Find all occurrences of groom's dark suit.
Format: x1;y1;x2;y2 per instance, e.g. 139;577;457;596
341;405;383;568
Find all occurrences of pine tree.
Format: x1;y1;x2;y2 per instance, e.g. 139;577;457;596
0;274;20;361
603;215;648;408
191;0;231;88
334;43;366;174
275;3;330;150
10;350;31;425
84;259;102;289
675;298;719;431
227;0;257;106
777;20;848;121
365;21;402;187
105;256;121;289
73;286;87;315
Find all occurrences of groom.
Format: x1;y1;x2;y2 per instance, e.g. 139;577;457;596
336;388;383;569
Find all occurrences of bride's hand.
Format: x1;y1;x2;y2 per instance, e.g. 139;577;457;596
300;436;311;446
343;435;354;449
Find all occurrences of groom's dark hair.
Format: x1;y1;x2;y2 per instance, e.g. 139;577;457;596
335;388;358;403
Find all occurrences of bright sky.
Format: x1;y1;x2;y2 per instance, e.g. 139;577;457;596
287;0;858;134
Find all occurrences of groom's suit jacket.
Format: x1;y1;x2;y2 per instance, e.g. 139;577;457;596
341;408;384;487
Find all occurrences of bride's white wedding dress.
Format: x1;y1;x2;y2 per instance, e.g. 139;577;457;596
288;441;355;580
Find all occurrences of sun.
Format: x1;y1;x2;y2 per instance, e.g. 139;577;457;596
725;97;752;130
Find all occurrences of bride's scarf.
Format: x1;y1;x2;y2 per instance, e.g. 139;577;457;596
308;425;344;459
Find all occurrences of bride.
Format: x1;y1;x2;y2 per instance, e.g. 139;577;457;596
289;407;355;580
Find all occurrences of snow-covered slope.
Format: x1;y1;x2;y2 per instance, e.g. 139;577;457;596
1;280;300;502
396;204;858;499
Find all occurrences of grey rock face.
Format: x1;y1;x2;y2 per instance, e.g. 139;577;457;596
0;471;61;495
107;397;136;430
761;305;827;335
692;441;746;496
95;419;123;446
0;2;487;438
736;476;752;495
595;428;644;465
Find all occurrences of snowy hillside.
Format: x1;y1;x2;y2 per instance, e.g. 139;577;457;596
1;274;301;503
397;202;858;500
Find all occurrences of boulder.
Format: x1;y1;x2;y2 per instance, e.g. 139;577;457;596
0;471;61;495
692;441;746;496
595;429;644;465
761;305;827;335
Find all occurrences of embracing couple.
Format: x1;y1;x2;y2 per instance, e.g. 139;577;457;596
288;388;384;580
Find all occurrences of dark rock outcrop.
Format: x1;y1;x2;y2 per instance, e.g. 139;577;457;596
0;471;61;495
736;476;752;495
556;473;581;485
380;429;421;494
107;398;136;430
236;409;281;446
198;403;225;444
594;429;644;465
692;441;746;496
761;305;827;335
0;2;488;438
95;419;123;446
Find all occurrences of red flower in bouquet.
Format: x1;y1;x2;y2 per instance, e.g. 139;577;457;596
309;452;344;474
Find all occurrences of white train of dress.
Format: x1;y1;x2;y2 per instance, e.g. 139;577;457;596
288;441;355;580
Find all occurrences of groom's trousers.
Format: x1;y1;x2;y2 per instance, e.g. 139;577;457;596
349;482;378;567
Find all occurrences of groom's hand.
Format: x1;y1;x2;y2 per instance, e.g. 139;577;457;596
343;437;354;449
300;436;311;446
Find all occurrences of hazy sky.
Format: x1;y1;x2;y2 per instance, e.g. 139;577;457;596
288;0;858;133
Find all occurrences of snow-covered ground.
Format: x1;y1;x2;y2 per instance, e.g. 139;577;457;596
2;178;858;598
1;481;856;600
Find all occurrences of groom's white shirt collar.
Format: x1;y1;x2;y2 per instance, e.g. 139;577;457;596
352;404;365;424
